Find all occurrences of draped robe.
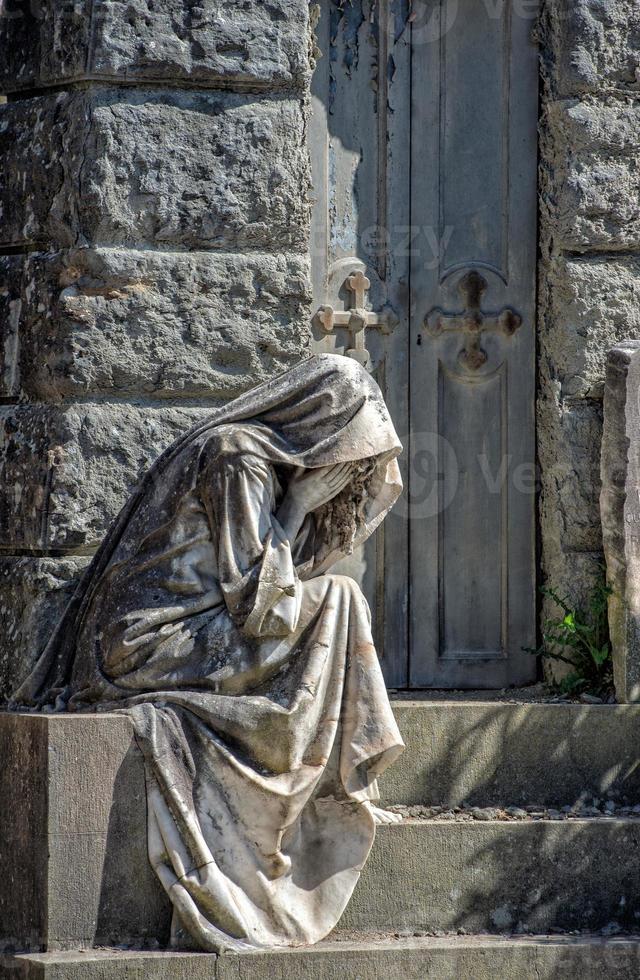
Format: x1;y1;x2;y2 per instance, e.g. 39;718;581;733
13;355;405;952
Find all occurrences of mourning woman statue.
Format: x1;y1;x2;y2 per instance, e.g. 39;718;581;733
13;354;405;953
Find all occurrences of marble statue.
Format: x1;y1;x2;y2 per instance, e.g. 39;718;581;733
13;354;405;953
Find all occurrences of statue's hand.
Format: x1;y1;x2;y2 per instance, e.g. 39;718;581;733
276;463;352;543
285;462;352;514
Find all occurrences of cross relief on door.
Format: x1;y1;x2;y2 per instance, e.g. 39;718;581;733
424;269;522;373
313;270;398;369
310;0;539;690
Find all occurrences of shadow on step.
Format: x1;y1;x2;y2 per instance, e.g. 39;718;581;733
382;701;640;808
343;815;640;936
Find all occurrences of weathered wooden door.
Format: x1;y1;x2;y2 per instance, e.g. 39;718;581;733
311;0;538;688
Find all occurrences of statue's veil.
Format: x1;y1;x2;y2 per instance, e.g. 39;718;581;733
13;354;402;706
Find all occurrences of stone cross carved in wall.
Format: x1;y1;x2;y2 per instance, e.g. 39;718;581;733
424;269;522;371
314;270;397;369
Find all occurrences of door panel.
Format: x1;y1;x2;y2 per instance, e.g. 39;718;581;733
409;0;538;687
439;362;506;660
310;1;539;689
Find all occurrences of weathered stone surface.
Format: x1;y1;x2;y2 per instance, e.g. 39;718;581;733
601;342;640;702
541;100;640;252
539;255;640;400
537;4;640;644
0;255;22;398
540;552;606;657
0;402;213;551
218;937;640;980
537;236;613;620
6;936;640;980
380;702;640;807
536;255;640;623
538;395;603;554
0;713;170;952
538;390;605;644
0;89;309;251
0;0;310;93
541;0;640;98
0;249;311;401
0;557;89;703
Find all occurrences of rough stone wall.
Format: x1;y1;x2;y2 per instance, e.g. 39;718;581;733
538;0;640;624
0;0;313;699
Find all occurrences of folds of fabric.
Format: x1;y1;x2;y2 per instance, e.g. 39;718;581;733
128;574;403;950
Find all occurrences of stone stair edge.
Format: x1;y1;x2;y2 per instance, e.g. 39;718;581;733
382;814;640;825
5;700;640;715
389;699;639;710
10;933;640;959
5;933;640;980
341;815;640;934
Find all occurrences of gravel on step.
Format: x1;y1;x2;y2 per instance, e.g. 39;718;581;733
389;683;617;704
387;799;640;822
329;925;640;943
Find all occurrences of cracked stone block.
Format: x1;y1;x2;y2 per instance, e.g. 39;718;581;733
538;390;605;669
0;0;310;94
0;401;217;552
601;341;640;702
541;0;640;98
538;395;603;555
0;254;22;398
0;248;311;401
0;89;310;252
0;557;89;702
0;712;170;951
538;254;640;400
541;100;640;252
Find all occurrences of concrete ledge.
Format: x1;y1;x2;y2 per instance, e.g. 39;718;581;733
380;701;640;806
4;936;640;980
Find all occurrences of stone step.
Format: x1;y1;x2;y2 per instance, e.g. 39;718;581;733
5;712;640;952
4;935;640;979
341;817;640;934
383;700;640;807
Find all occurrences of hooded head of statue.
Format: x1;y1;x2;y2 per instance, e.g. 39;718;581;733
195;352;404;573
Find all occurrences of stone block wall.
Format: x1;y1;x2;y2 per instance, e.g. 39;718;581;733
0;0;313;699
4;0;638;696
538;0;640;622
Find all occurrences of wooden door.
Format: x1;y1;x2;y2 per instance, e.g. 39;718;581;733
310;0;538;689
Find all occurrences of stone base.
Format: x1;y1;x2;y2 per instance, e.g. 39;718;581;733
0;713;170;952
4;936;640;980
